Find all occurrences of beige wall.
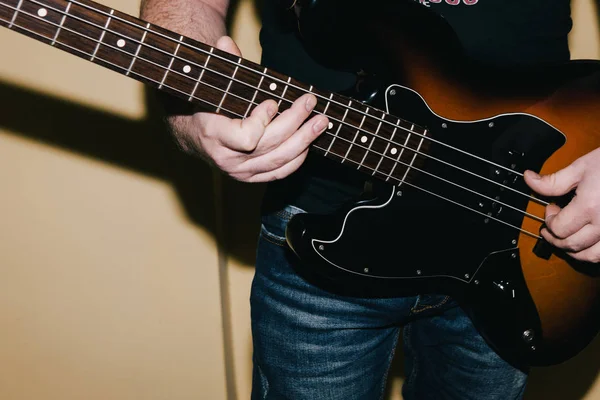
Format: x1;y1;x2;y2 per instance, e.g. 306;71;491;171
1;1;600;400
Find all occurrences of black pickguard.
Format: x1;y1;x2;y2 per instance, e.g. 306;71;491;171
287;84;564;291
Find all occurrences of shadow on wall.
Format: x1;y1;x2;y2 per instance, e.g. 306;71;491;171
0;80;265;267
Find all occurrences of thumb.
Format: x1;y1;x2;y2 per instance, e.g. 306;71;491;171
524;164;582;197
215;36;242;57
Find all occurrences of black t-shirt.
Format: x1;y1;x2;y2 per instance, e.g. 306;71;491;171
258;0;573;215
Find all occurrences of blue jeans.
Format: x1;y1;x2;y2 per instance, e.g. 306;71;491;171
251;205;527;400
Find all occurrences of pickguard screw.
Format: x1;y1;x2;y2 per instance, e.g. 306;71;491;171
484;218;490;224
489;122;495;128
512;239;517;245
397;191;403;197
416;270;422;275
531;346;536;351
318;245;325;251
511;253;517;259
390;89;396;96
522;329;535;343
465;274;470;279
364;268;370;273
441;123;448;129
474;280;480;285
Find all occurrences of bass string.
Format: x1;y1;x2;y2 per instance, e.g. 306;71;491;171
17;0;549;207
0;6;545;237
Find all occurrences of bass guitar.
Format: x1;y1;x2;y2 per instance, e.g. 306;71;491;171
1;0;599;368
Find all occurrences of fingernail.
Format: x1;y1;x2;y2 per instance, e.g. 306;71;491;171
306;95;317;112
527;170;541;179
268;105;277;118
313;118;326;133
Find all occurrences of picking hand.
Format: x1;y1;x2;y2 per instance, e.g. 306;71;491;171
167;36;328;182
524;147;600;263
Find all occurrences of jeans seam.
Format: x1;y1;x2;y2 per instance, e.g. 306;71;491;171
260;225;288;247
403;322;418;398
379;328;401;400
410;295;452;314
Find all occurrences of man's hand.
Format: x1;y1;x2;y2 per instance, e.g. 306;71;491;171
169;36;328;182
524;147;600;263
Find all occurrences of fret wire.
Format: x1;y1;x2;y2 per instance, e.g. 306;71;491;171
322;93;333;116
51;0;70;45
311;143;541;239
402;128;428;182
358;111;384;170
278;76;291;107
159;34;182;89
343;108;368;165
217;57;240;113
90;8;113;61
385;119;407;181
326;100;351;157
126;21;149;76
8;0;23;27
189;47;212;101
245;66;266;118
1;1;537;206
0;11;546;223
374;118;397;177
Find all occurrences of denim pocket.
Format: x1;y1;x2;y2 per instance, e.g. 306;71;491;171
260;205;306;247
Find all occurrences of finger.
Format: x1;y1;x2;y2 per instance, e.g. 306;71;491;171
524;162;584;197
564;240;600;263
253;93;318;153
213;100;278;152
215;36;242;57
243;113;328;175
245;149;311;183
541;223;600;253
544;195;591;239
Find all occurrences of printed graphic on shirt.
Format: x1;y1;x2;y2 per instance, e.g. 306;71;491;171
414;0;479;7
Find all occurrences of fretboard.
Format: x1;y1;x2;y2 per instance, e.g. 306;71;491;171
0;0;429;185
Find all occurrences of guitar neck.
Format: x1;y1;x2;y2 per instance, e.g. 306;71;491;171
0;0;428;184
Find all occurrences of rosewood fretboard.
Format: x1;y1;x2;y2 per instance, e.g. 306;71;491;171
0;0;429;184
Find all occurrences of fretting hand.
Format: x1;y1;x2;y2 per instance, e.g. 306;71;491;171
524;147;600;263
167;36;329;182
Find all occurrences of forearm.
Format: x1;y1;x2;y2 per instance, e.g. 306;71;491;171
139;0;231;153
140;0;229;45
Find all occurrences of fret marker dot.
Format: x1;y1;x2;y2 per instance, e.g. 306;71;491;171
390;148;398;155
328;122;334;130
183;65;192;74
269;83;277;91
360;136;368;144
37;8;48;17
117;39;126;48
